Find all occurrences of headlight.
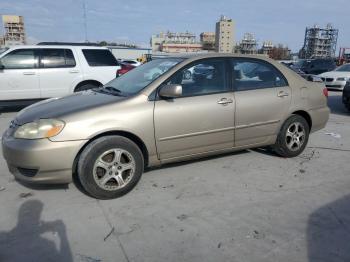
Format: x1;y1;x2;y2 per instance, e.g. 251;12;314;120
14;119;65;139
336;77;348;81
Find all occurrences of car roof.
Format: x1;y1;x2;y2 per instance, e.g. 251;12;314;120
6;45;109;50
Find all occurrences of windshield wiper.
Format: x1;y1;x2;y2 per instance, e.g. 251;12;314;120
95;86;126;96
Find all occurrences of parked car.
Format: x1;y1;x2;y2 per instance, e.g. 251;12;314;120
291;59;336;75
116;62;136;77
342;81;350;111
2;54;330;199
318;63;350;91
0;45;121;108
122;59;142;67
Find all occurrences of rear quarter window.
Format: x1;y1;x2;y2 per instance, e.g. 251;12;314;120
82;49;119;67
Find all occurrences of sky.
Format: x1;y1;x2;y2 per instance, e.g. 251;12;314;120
0;0;349;52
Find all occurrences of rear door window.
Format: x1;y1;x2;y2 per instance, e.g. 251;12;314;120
40;49;76;68
231;59;288;91
82;49;119;66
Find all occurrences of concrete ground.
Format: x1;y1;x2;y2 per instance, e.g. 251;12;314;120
0;92;349;262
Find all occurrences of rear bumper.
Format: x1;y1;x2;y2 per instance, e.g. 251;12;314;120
2;134;87;184
309;107;330;133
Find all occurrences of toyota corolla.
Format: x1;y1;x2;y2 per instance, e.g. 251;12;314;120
2;54;330;199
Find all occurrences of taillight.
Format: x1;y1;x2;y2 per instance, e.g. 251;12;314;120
323;87;328;97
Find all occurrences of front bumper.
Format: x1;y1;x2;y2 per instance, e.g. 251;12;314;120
323;80;346;91
2;133;87;184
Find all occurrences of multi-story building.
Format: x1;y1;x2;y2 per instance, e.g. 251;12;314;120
260;41;274;56
2;15;26;46
150;31;203;53
299;24;338;59
215;16;235;53
235;33;258;54
200;32;215;50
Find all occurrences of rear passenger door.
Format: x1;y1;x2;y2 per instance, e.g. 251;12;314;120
231;58;291;147
38;48;80;98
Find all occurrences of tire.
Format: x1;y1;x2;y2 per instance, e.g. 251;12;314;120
78;136;144;199
75;83;100;92
273;115;310;158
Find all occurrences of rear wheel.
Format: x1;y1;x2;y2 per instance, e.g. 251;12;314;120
78;136;144;199
273;115;309;158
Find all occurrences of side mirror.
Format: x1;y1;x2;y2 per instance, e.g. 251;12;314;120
159;84;182;99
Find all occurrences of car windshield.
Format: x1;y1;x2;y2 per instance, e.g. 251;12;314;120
335;64;350;72
101;58;183;96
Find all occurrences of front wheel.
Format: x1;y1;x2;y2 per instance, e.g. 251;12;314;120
77;136;144;199
273;115;309;158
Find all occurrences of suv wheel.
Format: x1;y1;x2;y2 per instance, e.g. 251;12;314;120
273;115;309;158
78;136;144;199
75;83;101;92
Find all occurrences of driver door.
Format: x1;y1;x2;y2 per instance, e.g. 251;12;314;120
154;58;235;161
0;48;40;100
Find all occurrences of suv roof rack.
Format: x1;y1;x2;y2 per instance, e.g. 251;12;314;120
37;42;101;46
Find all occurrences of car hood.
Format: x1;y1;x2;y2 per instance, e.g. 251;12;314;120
318;71;350;78
15;90;126;125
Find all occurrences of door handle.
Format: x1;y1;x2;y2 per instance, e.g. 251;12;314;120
217;98;233;105
277;91;289;97
69;70;79;73
23;72;35;75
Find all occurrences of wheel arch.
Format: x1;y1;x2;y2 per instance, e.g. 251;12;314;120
291;110;312;130
74;80;103;92
72;130;149;176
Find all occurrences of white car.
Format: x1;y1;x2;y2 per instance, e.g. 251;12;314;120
122;59;142;67
318;63;350;91
0;45;121;107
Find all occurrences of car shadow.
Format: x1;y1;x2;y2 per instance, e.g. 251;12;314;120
0;200;73;261
327;92;349;116
307;194;350;262
16;179;69;191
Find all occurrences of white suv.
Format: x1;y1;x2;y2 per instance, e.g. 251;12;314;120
0;45;121;107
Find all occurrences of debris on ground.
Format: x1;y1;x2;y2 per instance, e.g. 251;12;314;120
0;186;5;192
279;184;283;188
177;214;188;221
217;242;222;248
103;227;115;241
162;184;174;189
252;230;265;239
76;254;102;262
325;132;341;139
299;169;306;174
19;192;33;198
152;183;158;188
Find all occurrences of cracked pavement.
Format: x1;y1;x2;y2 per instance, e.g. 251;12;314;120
0;92;349;262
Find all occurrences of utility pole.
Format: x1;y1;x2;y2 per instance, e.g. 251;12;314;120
82;0;88;42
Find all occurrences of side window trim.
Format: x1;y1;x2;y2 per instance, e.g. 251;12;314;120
155;57;232;100
230;58;289;92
